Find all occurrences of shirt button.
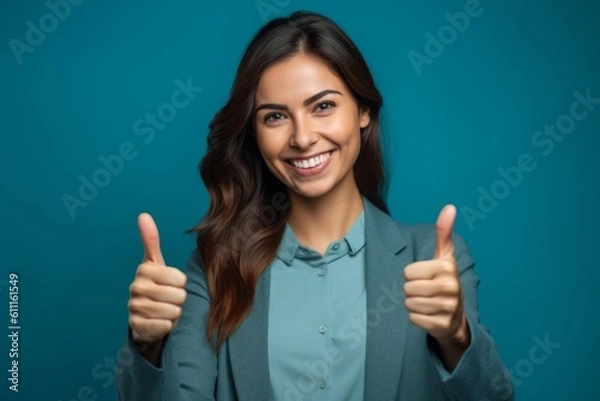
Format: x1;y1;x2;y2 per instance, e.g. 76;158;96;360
317;269;325;276
319;380;327;389
332;243;340;250
318;325;327;334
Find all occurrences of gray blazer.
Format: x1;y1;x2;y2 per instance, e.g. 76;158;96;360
116;197;514;401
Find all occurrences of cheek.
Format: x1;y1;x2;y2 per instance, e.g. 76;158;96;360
329;114;362;146
256;131;286;161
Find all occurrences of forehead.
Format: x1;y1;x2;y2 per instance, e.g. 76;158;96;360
255;53;347;103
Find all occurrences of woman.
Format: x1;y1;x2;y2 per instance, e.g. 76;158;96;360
116;10;514;401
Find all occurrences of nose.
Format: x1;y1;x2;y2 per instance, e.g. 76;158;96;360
289;118;318;149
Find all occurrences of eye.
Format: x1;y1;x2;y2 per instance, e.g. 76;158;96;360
264;112;285;124
314;101;335;113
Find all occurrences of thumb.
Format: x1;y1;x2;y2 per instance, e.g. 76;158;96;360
137;212;165;265
434;204;456;259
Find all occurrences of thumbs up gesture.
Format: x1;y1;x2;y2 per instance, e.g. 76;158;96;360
128;213;188;345
403;205;469;345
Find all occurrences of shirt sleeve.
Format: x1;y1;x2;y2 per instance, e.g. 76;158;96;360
115;249;218;401
425;232;515;401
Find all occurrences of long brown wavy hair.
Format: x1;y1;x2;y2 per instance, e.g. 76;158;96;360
188;11;390;349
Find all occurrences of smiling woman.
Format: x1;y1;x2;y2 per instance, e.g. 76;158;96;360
115;10;514;401
253;54;370;211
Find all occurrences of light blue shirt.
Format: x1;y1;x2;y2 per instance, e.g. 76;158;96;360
268;208;367;401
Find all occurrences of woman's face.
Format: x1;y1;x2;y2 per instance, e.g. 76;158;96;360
253;53;370;199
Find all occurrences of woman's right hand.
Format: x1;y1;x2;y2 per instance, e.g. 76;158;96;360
128;213;188;345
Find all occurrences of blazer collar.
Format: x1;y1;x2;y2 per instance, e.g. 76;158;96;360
227;195;411;400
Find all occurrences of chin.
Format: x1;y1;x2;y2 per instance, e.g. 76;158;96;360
287;178;340;199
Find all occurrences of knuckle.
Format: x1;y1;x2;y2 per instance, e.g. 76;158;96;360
137;262;152;277
174;288;187;305
436;316;452;330
167;267;188;287
129;281;147;296
442;280;459;294
403;264;414;280
443;299;457;313
441;260;455;274
129;282;140;295
128;297;147;313
163;320;174;333
128;314;141;328
179;272;188;287
451;298;459;309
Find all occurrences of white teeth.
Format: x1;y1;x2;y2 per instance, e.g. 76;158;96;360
291;152;331;169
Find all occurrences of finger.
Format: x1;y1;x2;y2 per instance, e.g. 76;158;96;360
128;298;183;320
129;279;187;305
403;260;439;281
403;279;459;297
138;213;165;265
435;204;456;259
408;313;452;335
404;296;458;315
129;315;173;338
137;263;187;288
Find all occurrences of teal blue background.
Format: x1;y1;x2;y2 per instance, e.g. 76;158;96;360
1;0;598;399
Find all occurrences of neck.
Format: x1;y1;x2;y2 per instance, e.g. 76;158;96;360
286;176;364;254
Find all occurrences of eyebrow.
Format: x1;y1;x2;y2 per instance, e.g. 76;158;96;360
254;89;342;114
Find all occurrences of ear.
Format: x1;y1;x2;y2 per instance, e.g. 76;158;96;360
359;107;371;128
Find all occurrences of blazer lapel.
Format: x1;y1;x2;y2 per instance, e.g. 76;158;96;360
227;196;412;401
363;197;412;400
227;265;274;401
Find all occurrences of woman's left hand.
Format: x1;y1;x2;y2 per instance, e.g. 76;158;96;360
402;205;469;346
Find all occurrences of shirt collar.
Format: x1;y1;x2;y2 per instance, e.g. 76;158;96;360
276;223;301;266
344;208;365;256
275;198;366;266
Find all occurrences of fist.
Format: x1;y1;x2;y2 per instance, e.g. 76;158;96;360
403;205;468;344
128;213;188;344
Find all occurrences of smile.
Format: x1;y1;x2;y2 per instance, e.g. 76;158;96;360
285;150;335;178
287;151;333;169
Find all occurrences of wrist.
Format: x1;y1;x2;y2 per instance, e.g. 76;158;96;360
436;313;470;348
129;327;164;353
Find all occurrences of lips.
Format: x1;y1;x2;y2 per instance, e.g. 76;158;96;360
286;150;333;164
284;150;335;177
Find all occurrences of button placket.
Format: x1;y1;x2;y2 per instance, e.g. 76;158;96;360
310;257;330;400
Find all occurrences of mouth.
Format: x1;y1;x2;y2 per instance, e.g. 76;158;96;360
284;150;335;177
285;150;334;169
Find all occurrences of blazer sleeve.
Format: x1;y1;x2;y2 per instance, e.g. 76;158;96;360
425;231;515;401
115;248;218;401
